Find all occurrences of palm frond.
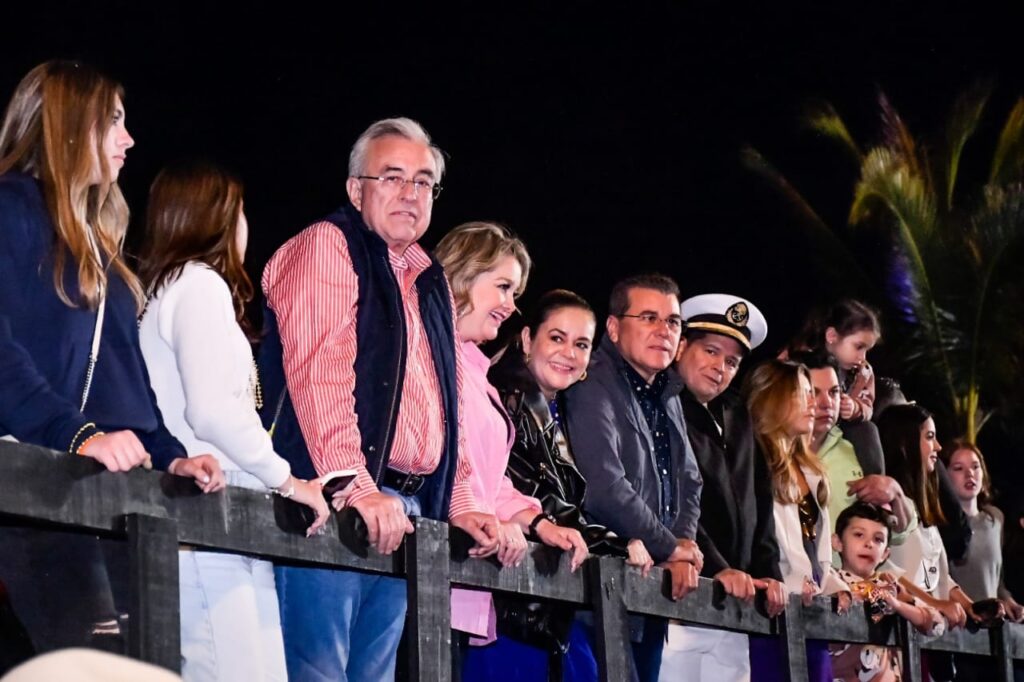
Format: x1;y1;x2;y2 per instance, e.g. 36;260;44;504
740;146;873;288
849;148;935;244
942;81;992;210
804;103;862;161
989;97;1024;186
878;91;924;180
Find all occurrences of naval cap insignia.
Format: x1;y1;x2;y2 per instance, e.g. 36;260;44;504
726;302;749;326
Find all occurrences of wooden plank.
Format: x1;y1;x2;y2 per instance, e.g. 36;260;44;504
0;442;392;574
404;518;450;682
895;617;923;682
622;568;774;634
448;528;587;604
782;594;809;682
123;514;179;672
588;556;632;682
993;622;1015;682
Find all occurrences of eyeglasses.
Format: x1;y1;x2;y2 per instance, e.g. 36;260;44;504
356;174;443;200
618;312;684;332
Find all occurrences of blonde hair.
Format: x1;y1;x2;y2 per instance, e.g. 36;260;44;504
434;221;531;315
0;60;143;309
746;359;829;505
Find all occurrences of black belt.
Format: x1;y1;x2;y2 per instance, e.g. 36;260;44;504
382;468;425;496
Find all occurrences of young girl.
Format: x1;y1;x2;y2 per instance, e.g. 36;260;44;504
876;405;974;628
434;222;588;679
137;161;330;681
746;359;850;682
788;300;881;421
786;300;884;475
0;61;222;650
944;440;1023;621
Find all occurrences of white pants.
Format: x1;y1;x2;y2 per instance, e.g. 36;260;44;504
178;470;286;682
658;623;751;682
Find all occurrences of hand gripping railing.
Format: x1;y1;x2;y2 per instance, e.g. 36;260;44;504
0;440;1020;681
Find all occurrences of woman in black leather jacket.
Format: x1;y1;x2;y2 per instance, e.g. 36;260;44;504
485;289;653;680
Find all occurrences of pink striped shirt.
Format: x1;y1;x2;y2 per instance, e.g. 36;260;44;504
262;221;480;517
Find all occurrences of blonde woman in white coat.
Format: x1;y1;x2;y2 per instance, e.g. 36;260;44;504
746;359;850;682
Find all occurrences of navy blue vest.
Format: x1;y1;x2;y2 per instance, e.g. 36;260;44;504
257;204;459;521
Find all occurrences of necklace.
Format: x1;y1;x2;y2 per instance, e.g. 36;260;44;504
249;358;263;411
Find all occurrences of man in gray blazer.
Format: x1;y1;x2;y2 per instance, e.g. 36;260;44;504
564;273;703;682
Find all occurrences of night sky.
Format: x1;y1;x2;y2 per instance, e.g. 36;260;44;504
4;3;1024;471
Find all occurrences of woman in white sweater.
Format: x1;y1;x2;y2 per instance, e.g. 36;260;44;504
745;359;849;682
138;162;329;681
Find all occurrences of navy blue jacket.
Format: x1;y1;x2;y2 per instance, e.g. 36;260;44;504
0;172;184;467
563;337;703;563
258;203;460;521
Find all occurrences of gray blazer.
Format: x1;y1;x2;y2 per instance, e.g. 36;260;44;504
564;337;703;563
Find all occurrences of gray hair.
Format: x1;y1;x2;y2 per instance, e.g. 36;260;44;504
347;117;446;180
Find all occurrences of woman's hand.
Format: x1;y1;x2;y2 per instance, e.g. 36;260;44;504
1004;598;1024;623
168;454;225;493
282;476;331;537
626;538;654;577
79;430;150;472
497;521;529;567
935;599;968;629
801;576;821;608
533;520;588;572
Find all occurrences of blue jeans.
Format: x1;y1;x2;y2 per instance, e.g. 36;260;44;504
275;488;420;682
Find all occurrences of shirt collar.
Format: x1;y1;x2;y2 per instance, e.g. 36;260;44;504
622;358;668;399
461;339;492;375
388;242;432;276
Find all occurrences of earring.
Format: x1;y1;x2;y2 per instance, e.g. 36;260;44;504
524;353;531;364
579;369;588;381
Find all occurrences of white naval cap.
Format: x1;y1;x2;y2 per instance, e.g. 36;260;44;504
680;293;767;351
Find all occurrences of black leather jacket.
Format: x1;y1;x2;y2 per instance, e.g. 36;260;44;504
496;380;629;558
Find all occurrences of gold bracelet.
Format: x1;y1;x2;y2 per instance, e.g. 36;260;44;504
76;431;106;456
69;422;96;454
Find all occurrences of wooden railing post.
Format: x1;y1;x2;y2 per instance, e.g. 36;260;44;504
123;513;180;672
588;556;632;682
992;621;1015;682
782;594;809;682
896;617;922;682
405;517;451;682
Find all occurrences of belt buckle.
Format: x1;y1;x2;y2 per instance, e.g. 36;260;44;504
397;471;419;495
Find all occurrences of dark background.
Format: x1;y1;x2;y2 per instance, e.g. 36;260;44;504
4;2;1023;480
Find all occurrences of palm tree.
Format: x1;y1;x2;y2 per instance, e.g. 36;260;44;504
745;84;1024;442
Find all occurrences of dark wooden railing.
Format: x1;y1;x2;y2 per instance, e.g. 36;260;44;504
1;440;1021;681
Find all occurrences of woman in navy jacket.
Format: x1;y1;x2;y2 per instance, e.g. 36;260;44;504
0;60;223;653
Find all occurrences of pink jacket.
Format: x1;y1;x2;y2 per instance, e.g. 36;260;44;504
451;340;541;642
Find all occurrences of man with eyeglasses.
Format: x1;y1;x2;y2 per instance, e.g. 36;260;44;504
258;117;500;681
564;273;703;682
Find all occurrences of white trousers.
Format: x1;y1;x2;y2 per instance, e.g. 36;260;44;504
658;623;751;682
178;470;286;682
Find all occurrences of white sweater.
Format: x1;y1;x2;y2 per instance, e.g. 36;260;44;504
139;262;290;489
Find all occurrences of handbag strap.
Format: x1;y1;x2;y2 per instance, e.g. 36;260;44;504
80;228;107;413
80;293;105;412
